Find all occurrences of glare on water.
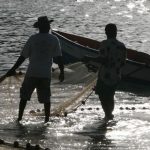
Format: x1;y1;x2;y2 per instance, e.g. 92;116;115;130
1;0;150;150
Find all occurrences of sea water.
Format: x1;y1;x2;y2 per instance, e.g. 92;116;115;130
0;0;150;149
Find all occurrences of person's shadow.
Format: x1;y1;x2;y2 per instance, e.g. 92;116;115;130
75;120;117;150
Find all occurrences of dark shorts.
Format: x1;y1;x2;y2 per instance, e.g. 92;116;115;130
20;77;51;103
95;79;118;100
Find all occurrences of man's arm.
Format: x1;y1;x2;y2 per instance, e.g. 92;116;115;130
54;56;64;82
6;55;26;76
57;56;64;73
82;55;107;64
120;46;127;67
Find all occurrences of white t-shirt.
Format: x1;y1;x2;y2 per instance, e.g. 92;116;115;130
21;33;62;78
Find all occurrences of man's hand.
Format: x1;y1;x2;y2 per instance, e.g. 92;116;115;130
55;56;64;82
5;55;25;77
59;72;64;82
85;64;98;73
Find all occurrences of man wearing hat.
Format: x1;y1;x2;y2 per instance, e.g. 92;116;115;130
6;16;64;123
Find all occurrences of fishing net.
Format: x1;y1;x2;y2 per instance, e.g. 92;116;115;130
0;62;97;117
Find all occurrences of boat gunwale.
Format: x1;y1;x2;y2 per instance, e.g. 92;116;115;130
52;31;99;54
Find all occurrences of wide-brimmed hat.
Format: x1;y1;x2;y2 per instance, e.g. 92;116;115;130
33;16;54;28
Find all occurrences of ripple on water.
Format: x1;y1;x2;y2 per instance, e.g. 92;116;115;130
1;0;150;149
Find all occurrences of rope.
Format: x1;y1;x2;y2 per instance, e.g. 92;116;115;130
30;78;97;117
50;78;96;116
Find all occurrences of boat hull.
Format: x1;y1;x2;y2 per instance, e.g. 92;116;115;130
54;30;150;64
52;30;150;87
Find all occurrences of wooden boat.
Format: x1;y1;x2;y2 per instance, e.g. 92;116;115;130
53;30;150;64
52;30;150;90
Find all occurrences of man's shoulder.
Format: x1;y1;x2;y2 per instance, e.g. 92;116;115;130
116;39;125;46
110;39;126;49
30;33;39;37
101;39;126;51
28;33;39;40
48;33;60;42
30;33;59;41
116;40;126;51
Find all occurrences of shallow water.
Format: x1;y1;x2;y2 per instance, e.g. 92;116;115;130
0;64;150;150
1;0;150;150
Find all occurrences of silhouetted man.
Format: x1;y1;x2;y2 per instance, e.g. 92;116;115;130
6;16;64;123
83;23;126;121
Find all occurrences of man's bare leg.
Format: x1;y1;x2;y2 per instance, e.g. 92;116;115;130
17;99;27;121
44;102;50;123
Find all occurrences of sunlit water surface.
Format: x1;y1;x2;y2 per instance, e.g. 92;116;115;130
1;0;150;149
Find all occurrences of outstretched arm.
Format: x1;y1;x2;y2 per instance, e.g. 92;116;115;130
6;55;26;77
82;55;107;64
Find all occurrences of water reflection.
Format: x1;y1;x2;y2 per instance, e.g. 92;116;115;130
0;120;47;145
75;120;117;150
1;0;150;149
